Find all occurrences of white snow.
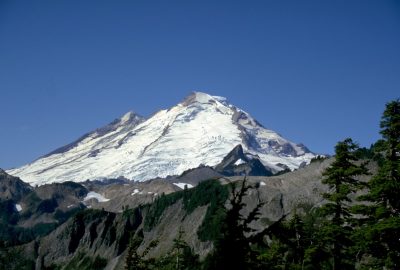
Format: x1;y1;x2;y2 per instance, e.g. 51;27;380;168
7;92;315;185
234;159;246;166
83;191;110;202
212;95;228;103
120;111;134;123
131;189;140;195
192;92;214;103
260;182;266;186
15;204;22;212
173;183;194;189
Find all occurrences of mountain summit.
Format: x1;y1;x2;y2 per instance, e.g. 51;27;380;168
7;92;315;185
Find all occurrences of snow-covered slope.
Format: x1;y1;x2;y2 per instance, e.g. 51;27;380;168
7;92;315;185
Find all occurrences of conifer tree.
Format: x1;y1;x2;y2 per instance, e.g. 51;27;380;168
357;99;400;268
319;138;368;270
125;234;158;270
261;213;309;269
168;228;199;270
367;99;400;214
207;178;263;270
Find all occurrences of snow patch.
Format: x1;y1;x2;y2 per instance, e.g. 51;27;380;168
212;95;227;103
245;154;255;160
121;111;134;123
173;183;194;189
131;189;140;195
193;92;213;103
234;159;246;166
15;204;22;212
83;191;110;202
260;182;266;186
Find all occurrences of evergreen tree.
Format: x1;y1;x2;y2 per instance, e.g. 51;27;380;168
172;228;187;270
369;99;400;213
206;178;264;270
260;213;309;269
286;214;307;268
165;228;200;270
125;232;158;270
318;138;368;270
357;99;400;268
257;210;330;270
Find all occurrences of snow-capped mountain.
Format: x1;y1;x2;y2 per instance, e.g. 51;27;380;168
7;92;315;185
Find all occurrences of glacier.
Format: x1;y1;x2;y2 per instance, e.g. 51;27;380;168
7;92;315;185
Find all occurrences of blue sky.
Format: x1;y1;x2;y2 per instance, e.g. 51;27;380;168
0;0;399;169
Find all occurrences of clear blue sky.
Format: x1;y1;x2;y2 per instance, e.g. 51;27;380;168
0;0;399;169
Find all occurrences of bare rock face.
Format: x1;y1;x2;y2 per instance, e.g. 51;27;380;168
214;144;273;176
81;179;179;213
35;208;143;269
0;169;89;245
170;166;222;186
0;168;32;202
227;158;334;228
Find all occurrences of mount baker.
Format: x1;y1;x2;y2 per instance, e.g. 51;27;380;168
7;92;315;185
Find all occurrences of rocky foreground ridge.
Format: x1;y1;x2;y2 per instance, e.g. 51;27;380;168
0;157;344;269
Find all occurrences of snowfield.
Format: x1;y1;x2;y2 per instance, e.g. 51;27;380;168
7;92;315;185
234;159;246;166
173;183;194;189
15;204;22;212
83;191;110;202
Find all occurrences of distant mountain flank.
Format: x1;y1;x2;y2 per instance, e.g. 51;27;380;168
7;92;315;185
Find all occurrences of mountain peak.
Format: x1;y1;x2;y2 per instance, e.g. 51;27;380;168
7;92;315;185
119;111;143;125
181;91;228;106
120;111;135;122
